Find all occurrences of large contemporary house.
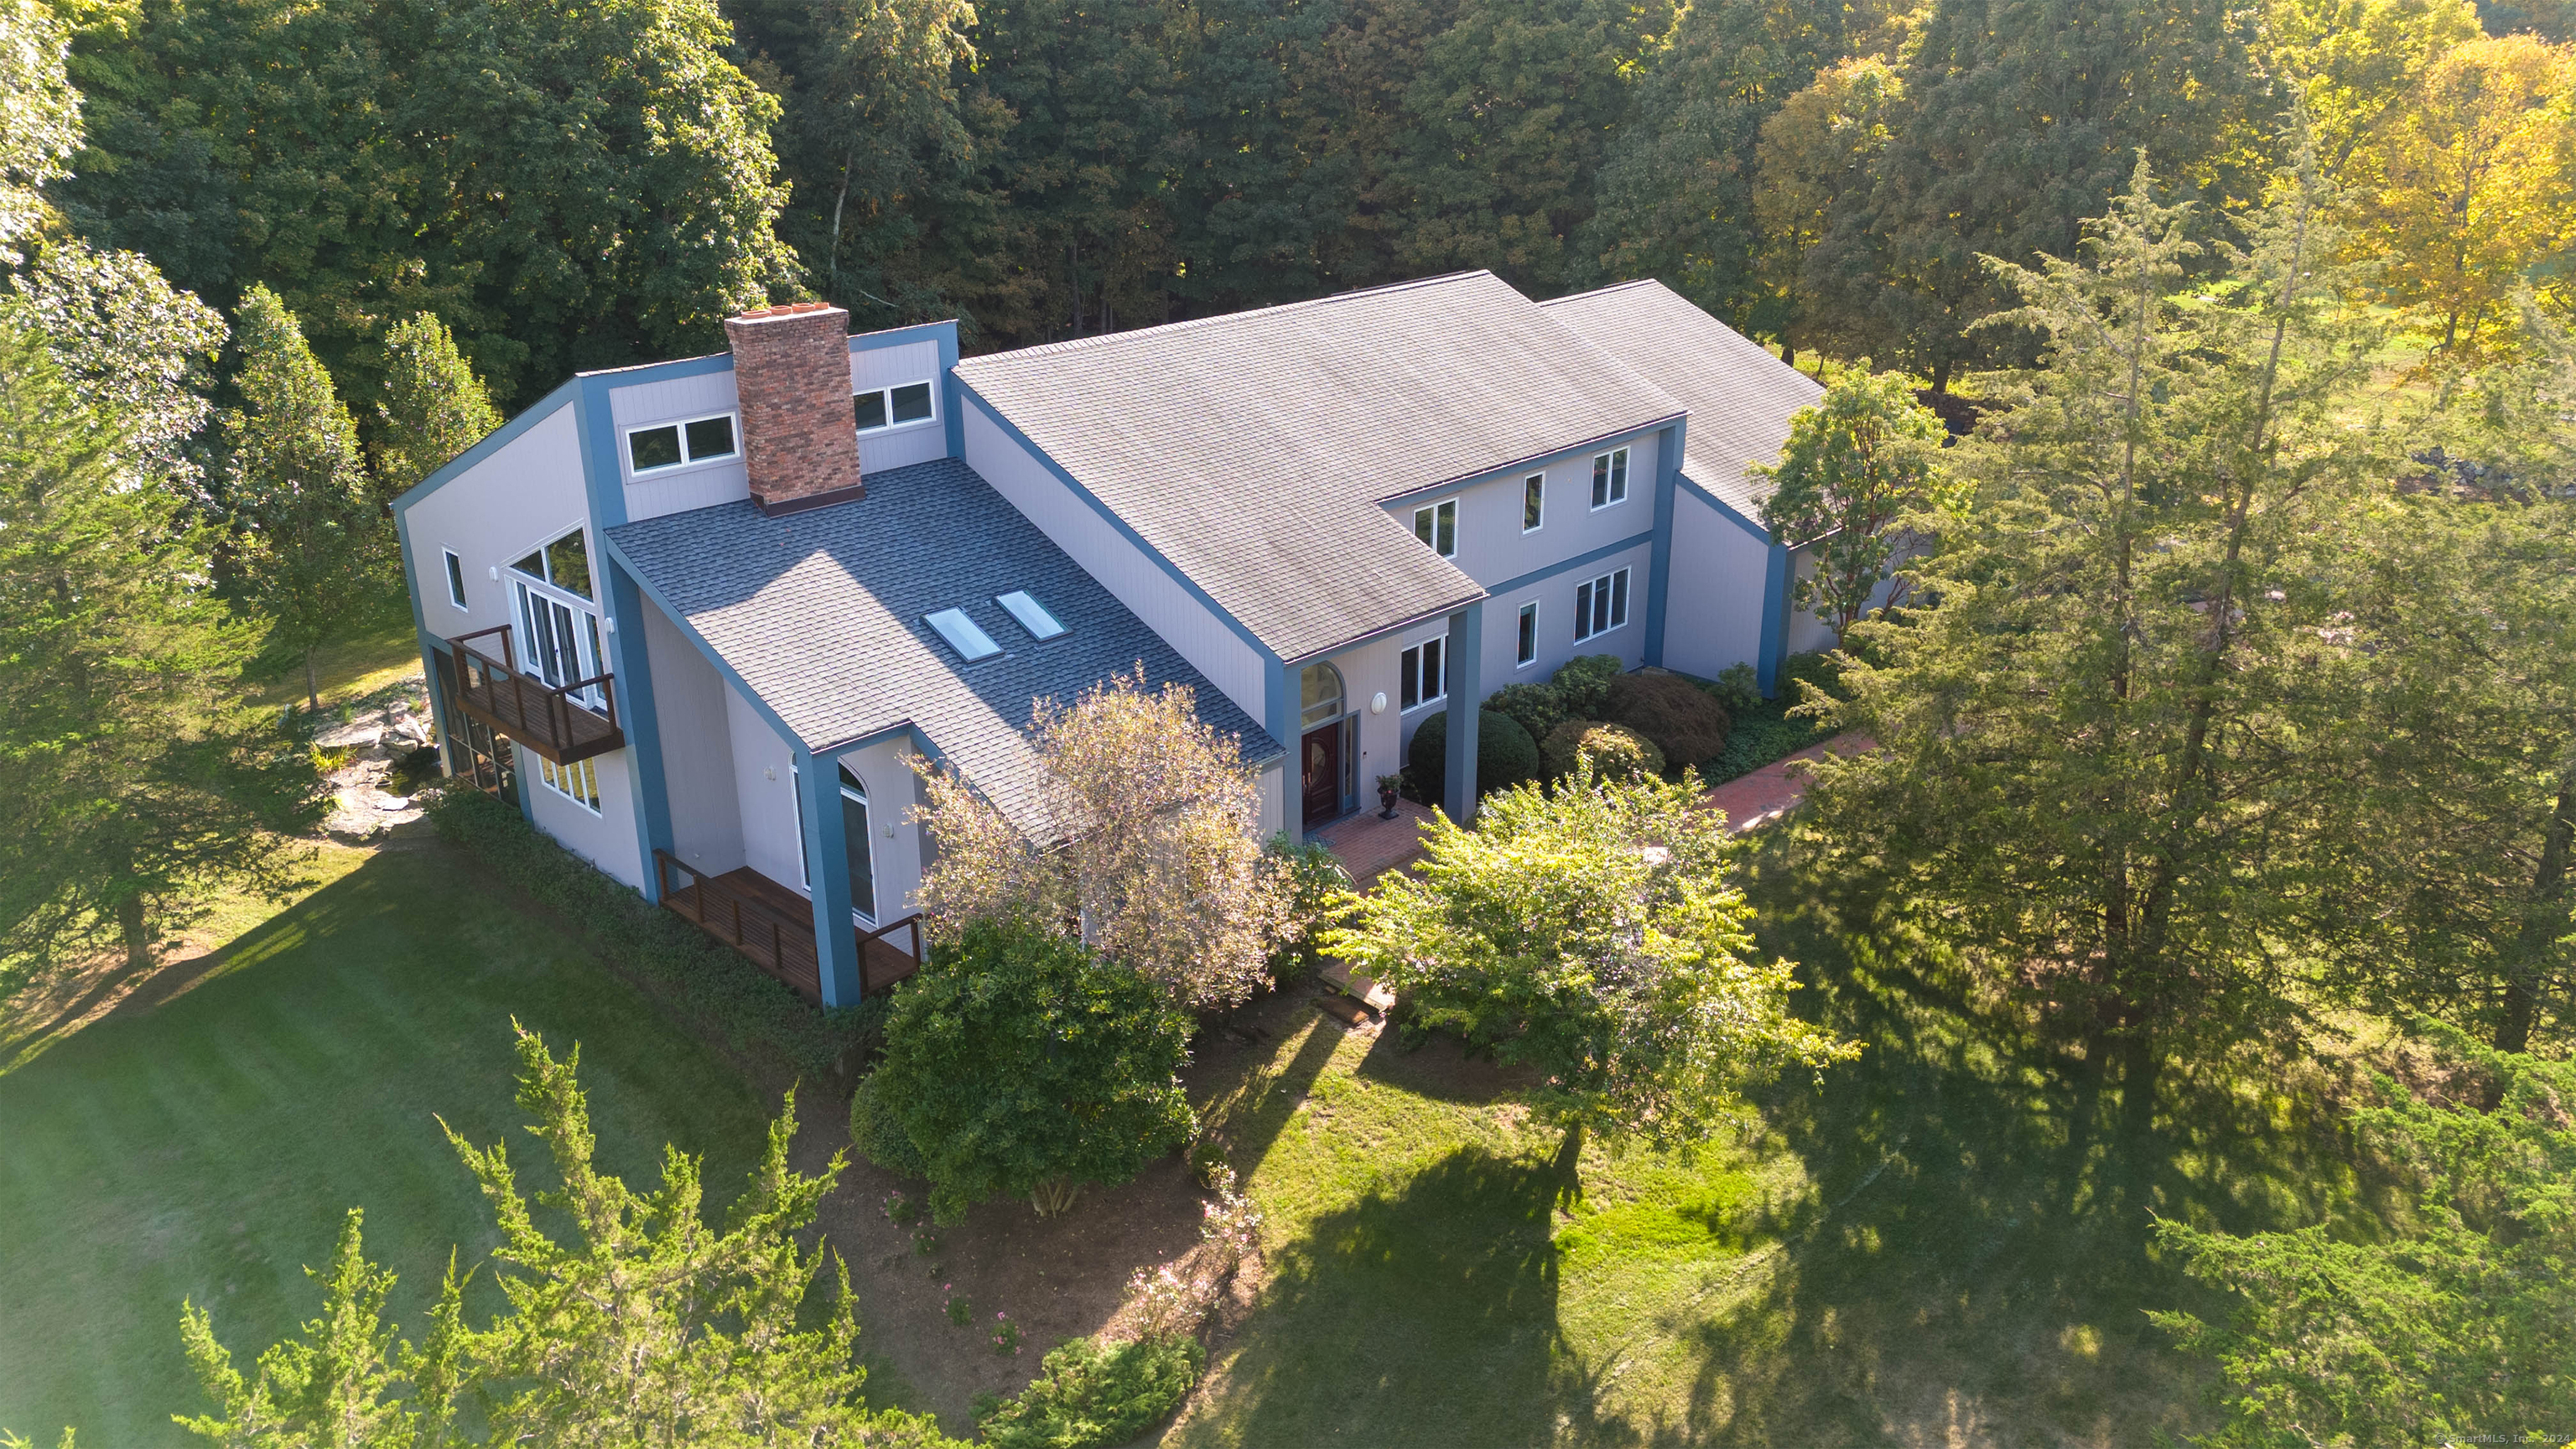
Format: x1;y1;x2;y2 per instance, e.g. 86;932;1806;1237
393;272;1831;1009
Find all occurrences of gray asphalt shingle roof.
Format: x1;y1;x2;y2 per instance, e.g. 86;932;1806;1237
605;458;1278;835
1539;280;1822;527
953;271;1685;662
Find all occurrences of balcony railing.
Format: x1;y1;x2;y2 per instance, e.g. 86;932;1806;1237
653;851;925;1003
444;626;623;766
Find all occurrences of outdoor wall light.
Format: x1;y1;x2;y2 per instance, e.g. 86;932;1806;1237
1370;692;1388;714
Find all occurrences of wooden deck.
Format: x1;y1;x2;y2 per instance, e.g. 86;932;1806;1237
1311;799;1439;886
654;852;922;1002
444;628;624;766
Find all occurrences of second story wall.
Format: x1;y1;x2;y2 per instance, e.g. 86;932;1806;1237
404;401;590;649
1381;428;1662;597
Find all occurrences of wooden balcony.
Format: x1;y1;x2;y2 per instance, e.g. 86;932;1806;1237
444;626;623;766
653;851;923;1003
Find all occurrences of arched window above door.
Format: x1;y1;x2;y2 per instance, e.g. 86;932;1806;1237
1300;662;1345;730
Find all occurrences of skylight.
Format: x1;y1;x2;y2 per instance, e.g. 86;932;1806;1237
924;608;1001;662
995;590;1067;641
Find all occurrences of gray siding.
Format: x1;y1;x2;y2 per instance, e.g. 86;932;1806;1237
728;688;805;892
527;749;645;888
644;601;746;876
828;735;926;925
1389;428;1661;589
963;402;1268;725
1661;491;1772;680
612;369;752;521
1476;538;1652;712
1305;632;1405;803
403;404;589;644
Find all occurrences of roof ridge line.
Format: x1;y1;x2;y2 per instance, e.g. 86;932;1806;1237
954;271;1504;370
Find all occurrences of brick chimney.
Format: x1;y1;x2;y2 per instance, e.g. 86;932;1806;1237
724;302;863;516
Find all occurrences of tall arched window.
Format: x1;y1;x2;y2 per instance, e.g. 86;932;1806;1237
1300;662;1345;730
838;763;875;921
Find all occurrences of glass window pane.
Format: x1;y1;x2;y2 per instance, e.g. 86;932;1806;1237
1415;506;1435;548
891;382;932;423
996;589;1066;640
1301;662;1343;729
1611;449;1628;501
1518;603;1536;664
1423;637;1442;702
1436;500;1456;557
1593;575;1612;634
445;551;467;607
629;425;682;471
1592;454;1609;507
1575;581;1592;639
842;789;875;918
1611;569;1629;626
684;415;735;460
1400;646;1420;710
511;550;544;580
546;530;593;600
854;390;888;431
925;607;1001;661
1524;475;1544;529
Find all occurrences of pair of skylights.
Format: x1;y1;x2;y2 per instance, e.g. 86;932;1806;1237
925;590;1065;662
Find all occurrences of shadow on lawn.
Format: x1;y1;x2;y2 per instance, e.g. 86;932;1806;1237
1650;852;2391;1445
1182;1144;1622;1449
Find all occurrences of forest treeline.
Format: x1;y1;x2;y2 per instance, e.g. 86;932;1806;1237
39;0;2576;415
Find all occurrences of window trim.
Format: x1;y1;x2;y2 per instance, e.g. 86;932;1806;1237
534;756;602;814
1515;600;1539;667
1412;496;1458;558
624;410;740;478
1589;446;1631;512
995;589;1067;641
924;607;1003;662
1573;565;1633;642
1523;473;1545;532
1400;634;1447;714
443;548;469;610
854;377;939;436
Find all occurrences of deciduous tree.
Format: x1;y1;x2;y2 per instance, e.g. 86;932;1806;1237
1324;763;1859;1161
370;311;498;501
0;0;80;259
1754;365;1956;645
8;238;226;502
1751;55;1903;365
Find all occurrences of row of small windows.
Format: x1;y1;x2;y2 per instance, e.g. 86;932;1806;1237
1409;445;1631;558
624;379;938;478
924;589;1067;662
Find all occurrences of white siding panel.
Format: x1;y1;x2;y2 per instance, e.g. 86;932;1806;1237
403;405;589;648
963;403;1268;723
1478;542;1651;713
850;340;939;392
859;426;945;475
1315;632;1405;796
830;736;925;925
1386;428;1660;595
729;688;805;891
529;749;644;888
1661;491;1771;680
612;370;752;519
644;601;746;876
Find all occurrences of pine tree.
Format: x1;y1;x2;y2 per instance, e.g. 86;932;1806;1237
371;312;499;501
221;285;381;712
0;304;322;990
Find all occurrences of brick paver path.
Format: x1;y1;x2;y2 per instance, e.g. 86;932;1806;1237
1701;732;1875;833
1311;798;1439;886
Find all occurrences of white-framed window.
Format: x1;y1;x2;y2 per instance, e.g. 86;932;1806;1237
1413;497;1457;558
854;380;936;434
1400;635;1446;712
1516;601;1539;666
1523;473;1545;532
1574;566;1631;641
443;548;469;610
509;527;606;711
995;589;1066;640
1590;446;1630;509
925;607;1002;662
537;756;601;813
626;413;738;475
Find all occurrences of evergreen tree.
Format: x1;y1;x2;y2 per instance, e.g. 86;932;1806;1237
1797;156;2385;1083
0;304;321;989
371;312;499;501
221;284;381;710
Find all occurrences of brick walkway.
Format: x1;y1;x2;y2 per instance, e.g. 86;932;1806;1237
1311;799;1437;886
1701;732;1875;833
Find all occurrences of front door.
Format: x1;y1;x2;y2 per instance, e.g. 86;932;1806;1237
1301;721;1343;830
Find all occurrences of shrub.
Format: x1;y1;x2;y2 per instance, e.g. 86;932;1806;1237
1708;662;1763;716
1603;673;1731;768
975;1334;1206;1449
1540;721;1664;782
1264;833;1353;985
424;789;884;1087
1484;681;1568;745
1403;709;1541;804
849;917;1194;1223
1550;653;1625;717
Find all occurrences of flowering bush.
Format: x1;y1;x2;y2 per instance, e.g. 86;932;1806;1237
992;1311;1021;1356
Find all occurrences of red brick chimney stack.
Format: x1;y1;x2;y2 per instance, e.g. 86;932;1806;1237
724;302;863;517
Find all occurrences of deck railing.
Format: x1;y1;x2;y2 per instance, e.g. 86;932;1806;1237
445;626;621;765
654;850;822;1000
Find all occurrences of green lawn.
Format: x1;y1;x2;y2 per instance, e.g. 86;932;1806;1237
1169;844;2387;1447
0;833;776;1446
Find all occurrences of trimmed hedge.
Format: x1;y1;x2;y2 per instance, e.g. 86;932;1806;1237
1550;653;1623;717
1602;672;1731;769
424;788;884;1088
1402;708;1538;803
975;1334;1206;1449
1540;719;1664;782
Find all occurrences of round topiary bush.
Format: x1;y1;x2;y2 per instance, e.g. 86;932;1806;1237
976;1332;1206;1449
1602;672;1731;770
1540;720;1665;782
1483;681;1568;747
1550;653;1625;718
1405;708;1541;802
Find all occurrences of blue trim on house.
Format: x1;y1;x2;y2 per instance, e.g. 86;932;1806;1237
1677;473;1774;544
1483;530;1657;601
1373;413;1688;510
1756;543;1791;697
1266;659;1301;844
956;380;1281;668
605;561;675;898
849;319;958;351
933;328;964;460
389;379;579;518
1442;602;1483;823
1644;421;1682;666
792;749;864;1007
600;536;809;748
